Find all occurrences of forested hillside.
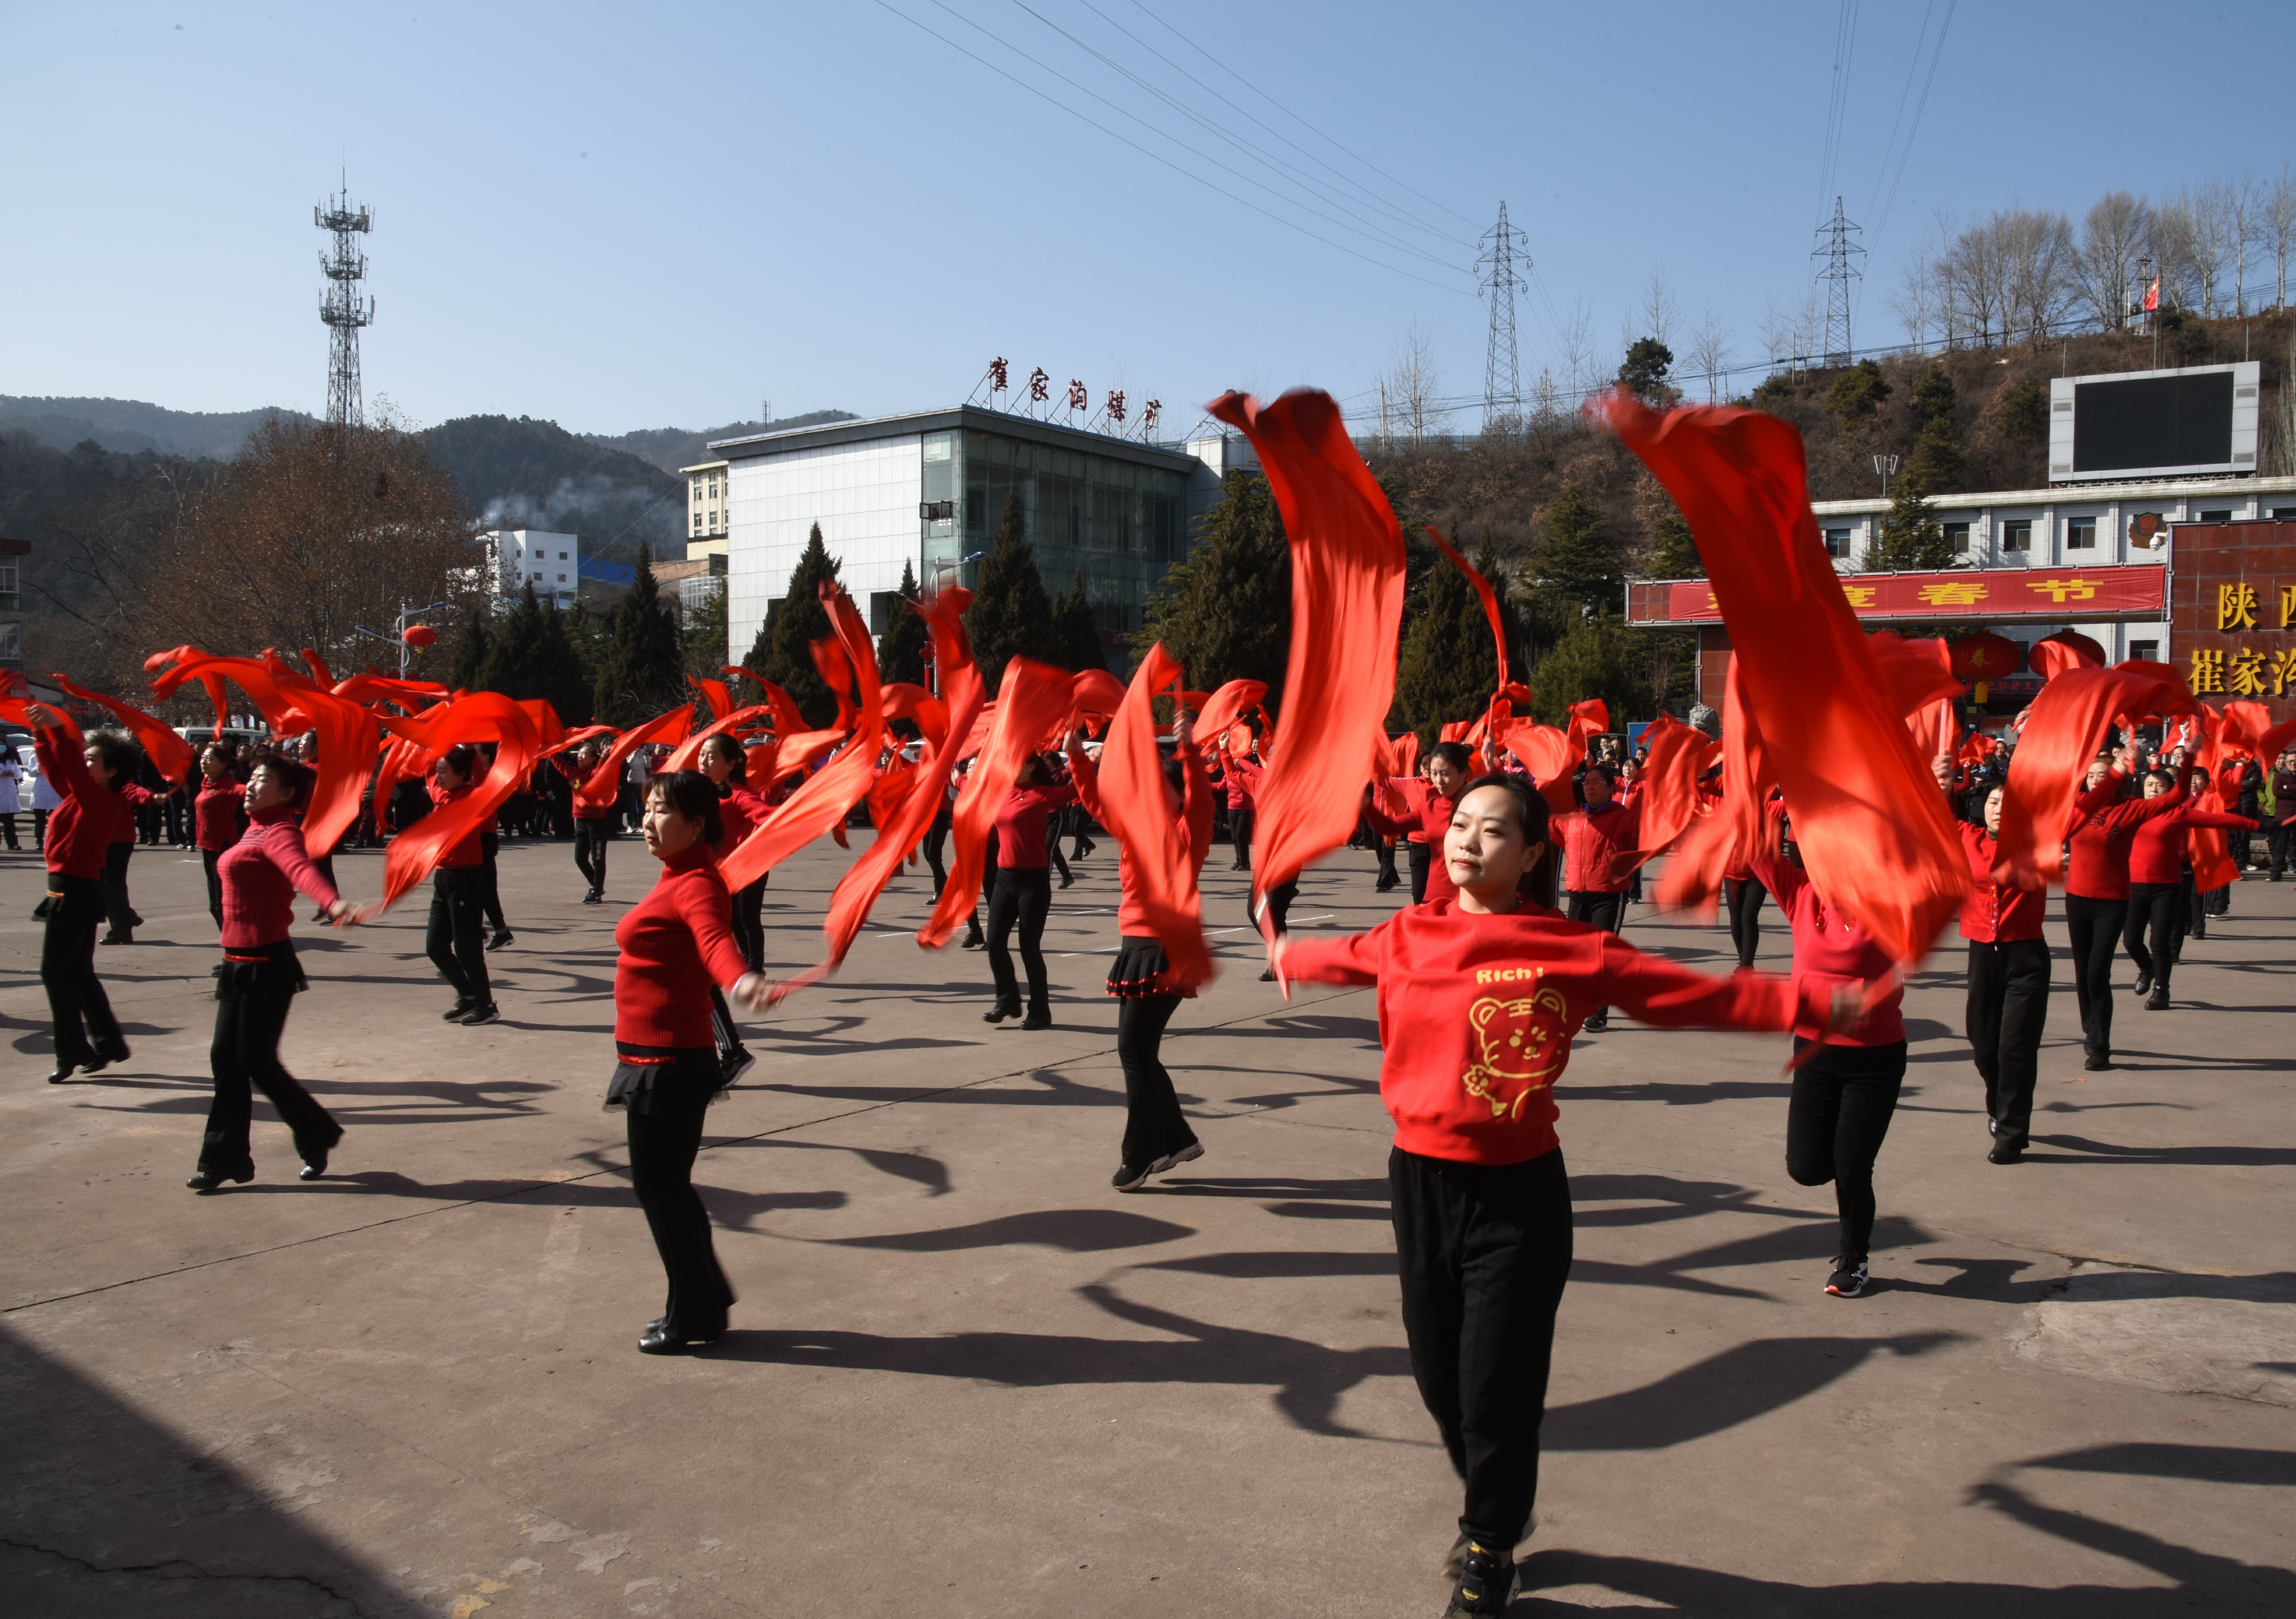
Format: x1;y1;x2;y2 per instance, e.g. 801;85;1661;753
418;415;684;565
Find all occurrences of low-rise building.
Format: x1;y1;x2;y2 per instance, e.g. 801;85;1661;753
481;529;581;608
684;459;730;551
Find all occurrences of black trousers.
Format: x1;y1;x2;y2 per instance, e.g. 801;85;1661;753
923;803;952;899
480;831;506;931
1408;840;1431;904
1391;1144;1572;1549
987;866;1052;1014
202;848;226;928
2064;893;2122;1058
624;1054;734;1334
2270;823;2294;875
1069;804;1095;859
2124;881;2183;989
1724;876;1767;969
42;875;122;1070
575;818;610;893
1966;937;2048;1150
1116;988;1194;1167
1565;891;1627;1017
101;840;135;937
426;867;492;1006
1230;804;1255;869
1785;1039;1906;1262
33;806;48;848
731;879;766;973
1375;833;1398;890
203;965;338;1174
0;812;17;851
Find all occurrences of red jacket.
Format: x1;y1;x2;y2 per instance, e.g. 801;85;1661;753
612;844;752;1048
995;782;1077;869
1956;823;2046;942
715;782;768;857
2065;772;2186;901
1366;782;1460;904
555;754;614;821
1221;755;1262;811
33;727;115;881
195;779;246;853
2129;802;2255;886
1066;737;1212;936
1558;785;1644;894
429;782;485;868
218;808;341;949
1748;817;1901;1046
108;781;158;843
1283;900;1824;1165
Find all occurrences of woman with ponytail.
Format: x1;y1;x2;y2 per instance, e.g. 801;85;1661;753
1272;774;1864;1618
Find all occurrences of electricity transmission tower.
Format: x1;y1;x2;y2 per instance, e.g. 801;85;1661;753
1477;201;1528;430
1812;195;1864;368
316;181;374;427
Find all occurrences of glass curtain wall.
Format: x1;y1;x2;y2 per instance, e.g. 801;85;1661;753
950;430;1188;632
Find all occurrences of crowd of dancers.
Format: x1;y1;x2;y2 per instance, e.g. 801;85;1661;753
12;385;2289;1619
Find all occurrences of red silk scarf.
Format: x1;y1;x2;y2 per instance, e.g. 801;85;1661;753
371;692;542;912
51;673;195;784
917;655;1075;947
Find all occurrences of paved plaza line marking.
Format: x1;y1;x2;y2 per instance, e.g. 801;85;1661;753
1;983;1373;1319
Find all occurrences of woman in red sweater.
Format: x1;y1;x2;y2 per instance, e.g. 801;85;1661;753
1065;717;1212;1190
189;751;357;1191
1556;764;1645;1032
426;745;497;1026
1366;739;1472;906
194;741;248;930
982;755;1076;1029
25;707;138;1082
611;769;770;1354
556;737;614;904
1942;769;2051;1164
2123;769;2255;1011
1749;804;1903;1298
1273;774;1859;1616
2064;754;2185;1067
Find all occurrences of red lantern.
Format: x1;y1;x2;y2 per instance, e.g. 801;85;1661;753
2029;628;2106;682
403;624;438;648
1949;630;2025;704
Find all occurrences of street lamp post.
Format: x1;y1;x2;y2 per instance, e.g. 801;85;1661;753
351;599;455;678
1874;453;1900;498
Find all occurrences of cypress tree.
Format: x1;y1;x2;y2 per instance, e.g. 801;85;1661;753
1532;485;1624;614
1049;571;1106;673
875;559;930;686
965;493;1054;696
1138;471;1290;702
593;542;687;724
1907;362;1965;490
1869;467;1953;570
447;600;491;692
1648;496;1704;578
477;582;594;726
747;523;843;727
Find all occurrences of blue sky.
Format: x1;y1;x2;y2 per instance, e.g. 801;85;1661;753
4;1;2289;437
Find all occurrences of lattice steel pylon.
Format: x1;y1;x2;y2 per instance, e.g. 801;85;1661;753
1477;201;1528;430
1812;195;1864;368
316;181;374;427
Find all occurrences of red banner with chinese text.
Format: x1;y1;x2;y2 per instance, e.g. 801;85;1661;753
1653;565;2164;624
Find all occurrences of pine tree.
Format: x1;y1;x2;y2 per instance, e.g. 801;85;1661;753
1618;338;1678;404
477;581;593;725
1823;359;1892;425
1139;471;1291;702
1869;466;1953;571
1531;485;1623;614
747;523;843;726
593;542;688;724
875;559;930;686
562;598;606;700
1530;609;1639;726
1906;362;1964;490
1394;544;1499;747
1048;571;1106;674
1648;496;1704;578
447;600;491;692
965;493;1054;695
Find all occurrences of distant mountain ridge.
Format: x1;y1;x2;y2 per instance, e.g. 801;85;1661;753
0;396;314;459
580;410;858;474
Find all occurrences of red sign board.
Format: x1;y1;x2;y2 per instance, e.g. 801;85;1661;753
1642;564;2164;624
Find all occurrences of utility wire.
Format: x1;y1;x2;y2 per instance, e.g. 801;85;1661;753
1868;0;1955;249
868;0;1469;293
1814;0;1860;225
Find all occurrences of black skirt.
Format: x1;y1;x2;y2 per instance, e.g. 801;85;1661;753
1107;934;1191;1000
216;938;307;1002
604;1044;725;1113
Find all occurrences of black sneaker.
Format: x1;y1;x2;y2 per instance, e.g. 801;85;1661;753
486;928;514;951
1582;1012;1610;1032
459;1002;502;1026
1442;1540;1517;1617
582;889;603;905
441;997;476;1023
1112;1160;1153;1193
719;1046;757;1088
1148;1140;1204;1177
1826;1256;1869;1297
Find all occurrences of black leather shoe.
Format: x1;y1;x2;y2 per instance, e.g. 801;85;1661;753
1020;1008;1052;1030
638;1321;725;1354
2083;1052;2114;1071
47;1064;77;1084
2132;971;2152;997
1987;1141;2023;1165
982;1002;1019;1024
83;1043;129;1075
187;1166;255;1192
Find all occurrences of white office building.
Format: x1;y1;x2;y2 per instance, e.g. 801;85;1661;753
481;529;581;609
709;408;1257;659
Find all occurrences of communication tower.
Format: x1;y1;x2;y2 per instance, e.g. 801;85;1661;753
1812;195;1864;368
316;182;374;426
1476;202;1528;429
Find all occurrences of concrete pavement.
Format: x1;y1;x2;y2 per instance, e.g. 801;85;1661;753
2;828;2291;1616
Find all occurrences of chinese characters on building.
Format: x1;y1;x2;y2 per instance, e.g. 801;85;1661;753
2191;580;2296;695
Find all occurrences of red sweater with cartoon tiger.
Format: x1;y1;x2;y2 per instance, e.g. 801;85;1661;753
1282;900;1825;1166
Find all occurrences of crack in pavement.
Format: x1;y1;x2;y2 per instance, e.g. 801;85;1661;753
0;1534;386;1616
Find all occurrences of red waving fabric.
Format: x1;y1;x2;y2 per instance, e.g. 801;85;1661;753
721;585;884;892
1657;658;1770;919
1194;679;1269;750
2030;635;2104;682
1497;718;1577;815
51;674;195;784
1424;525;1509;711
1619;711;1706;871
783;591;985;993
1092;642;1213;988
1600;393;1965;963
1205;389;1407;922
666;703;778;773
917;656;1075;947
372;693;542;912
810;637;860;733
1867;634;1960;764
1996;663;2196;885
1070;668;1128;725
574;706;692;815
331;672;448;711
1566;699;1608;757
691;675;734;722
721;667;807;739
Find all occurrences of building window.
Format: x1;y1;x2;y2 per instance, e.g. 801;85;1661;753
2271;507;2296;519
1945;522;1970;555
2130;639;2158;663
1823;526;1851;558
2197;509;2233;522
2067;517;2096;549
2002;520;2031;552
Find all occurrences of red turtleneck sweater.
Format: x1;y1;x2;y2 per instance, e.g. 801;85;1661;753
613;843;752;1048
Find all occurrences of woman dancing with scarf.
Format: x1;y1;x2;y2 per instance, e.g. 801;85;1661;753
2063;751;2185;1068
24;706;139;1082
981;753;1075;1030
1272;774;1862;1617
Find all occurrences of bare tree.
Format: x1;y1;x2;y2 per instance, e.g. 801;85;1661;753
1944;218;2005;347
1385;320;1451;444
2172;182;2233;317
2074;191;2152;332
2228;173;2261;315
1890;253;1935;348
1635;268;1681;354
1555;296;1598;399
2268;167;2296;311
1997;207;2076;345
1686;303;1733;401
